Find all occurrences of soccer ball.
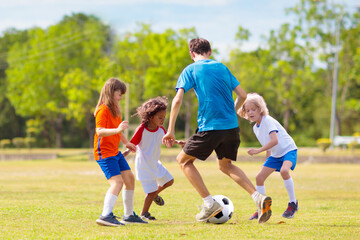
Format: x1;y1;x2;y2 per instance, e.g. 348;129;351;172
208;195;234;224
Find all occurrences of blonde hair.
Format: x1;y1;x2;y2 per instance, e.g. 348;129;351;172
133;96;168;127
94;78;126;118
238;93;269;121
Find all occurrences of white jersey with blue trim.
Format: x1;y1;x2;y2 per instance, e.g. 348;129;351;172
253;115;297;158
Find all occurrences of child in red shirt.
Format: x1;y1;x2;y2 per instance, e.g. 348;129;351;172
123;97;184;221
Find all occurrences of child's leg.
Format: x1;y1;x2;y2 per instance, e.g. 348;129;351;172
255;166;275;189
140;178;174;216
156;178;174;196
121;170;135;216
248;166;275;220
102;175;123;216
141;191;158;216
280;161;296;203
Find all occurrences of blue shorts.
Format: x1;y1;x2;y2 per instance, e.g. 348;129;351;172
264;149;297;172
96;152;131;180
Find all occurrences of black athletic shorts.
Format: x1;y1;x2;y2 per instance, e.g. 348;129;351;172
183;127;240;161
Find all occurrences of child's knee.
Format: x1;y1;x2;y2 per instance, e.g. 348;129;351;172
280;169;290;178
122;171;135;189
147;191;158;198
167;178;174;186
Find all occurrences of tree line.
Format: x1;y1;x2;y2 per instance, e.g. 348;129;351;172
0;0;359;148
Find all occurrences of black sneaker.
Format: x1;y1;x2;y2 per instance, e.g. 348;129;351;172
121;212;148;224
282;201;298;219
96;212;124;227
141;212;156;221
249;211;258;220
153;196;165;206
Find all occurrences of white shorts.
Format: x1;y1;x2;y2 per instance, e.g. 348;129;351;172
140;171;173;194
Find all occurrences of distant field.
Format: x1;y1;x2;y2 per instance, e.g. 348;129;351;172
0;146;359;161
0;156;359;239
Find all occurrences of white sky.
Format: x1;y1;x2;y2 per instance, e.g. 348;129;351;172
0;0;358;60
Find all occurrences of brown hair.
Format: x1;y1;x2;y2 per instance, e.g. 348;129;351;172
94;78;126;117
189;38;211;55
133;96;168;127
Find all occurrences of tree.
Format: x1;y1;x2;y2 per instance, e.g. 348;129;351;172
114;24;197;138
0;29;29;140
6;13;113;147
286;0;358;138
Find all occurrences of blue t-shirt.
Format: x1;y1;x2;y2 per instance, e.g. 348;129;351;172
176;59;240;132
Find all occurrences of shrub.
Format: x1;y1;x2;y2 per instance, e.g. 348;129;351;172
0;139;12;149
317;138;332;152
12;137;26;148
348;132;360;150
24;137;36;148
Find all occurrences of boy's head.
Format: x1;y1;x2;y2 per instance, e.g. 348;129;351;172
189;38;211;56
238;93;269;121
135;96;168;126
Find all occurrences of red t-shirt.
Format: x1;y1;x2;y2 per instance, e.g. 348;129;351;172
93;105;122;160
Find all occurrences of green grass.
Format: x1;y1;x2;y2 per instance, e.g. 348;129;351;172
0;157;360;239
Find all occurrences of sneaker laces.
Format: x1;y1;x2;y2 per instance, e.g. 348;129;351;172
285;204;294;213
132;211;141;218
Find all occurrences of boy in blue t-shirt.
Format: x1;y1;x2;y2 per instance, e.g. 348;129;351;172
163;38;273;224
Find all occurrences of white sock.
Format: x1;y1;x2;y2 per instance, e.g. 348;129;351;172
102;190;118;216
284;177;296;203
251;191;261;202
122;189;134;217
203;195;214;208
256;185;266;195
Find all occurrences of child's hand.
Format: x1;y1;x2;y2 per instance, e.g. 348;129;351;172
117;121;129;133
122;149;131;157
125;142;136;152
174;140;186;148
163;132;176;148
248;148;259;156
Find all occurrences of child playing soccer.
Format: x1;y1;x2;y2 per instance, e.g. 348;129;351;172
238;93;299;219
93;78;147;226
123;96;185;221
163;38;272;224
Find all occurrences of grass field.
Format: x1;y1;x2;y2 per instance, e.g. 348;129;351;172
0;150;360;239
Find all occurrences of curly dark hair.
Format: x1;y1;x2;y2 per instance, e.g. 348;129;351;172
134;96;168;126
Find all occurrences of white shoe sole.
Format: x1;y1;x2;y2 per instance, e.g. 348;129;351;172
196;205;223;222
258;196;272;224
96;219;123;227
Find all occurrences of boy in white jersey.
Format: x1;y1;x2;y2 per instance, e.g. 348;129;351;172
238;93;299;219
124;97;185;221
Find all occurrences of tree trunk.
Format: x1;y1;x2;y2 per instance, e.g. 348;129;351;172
53;117;63;148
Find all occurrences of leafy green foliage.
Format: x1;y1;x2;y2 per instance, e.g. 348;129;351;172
5;13;114;147
1;0;360;147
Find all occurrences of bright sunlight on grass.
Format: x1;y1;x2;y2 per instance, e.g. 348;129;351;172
0;155;359;239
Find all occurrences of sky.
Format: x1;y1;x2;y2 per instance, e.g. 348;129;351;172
0;0;358;60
